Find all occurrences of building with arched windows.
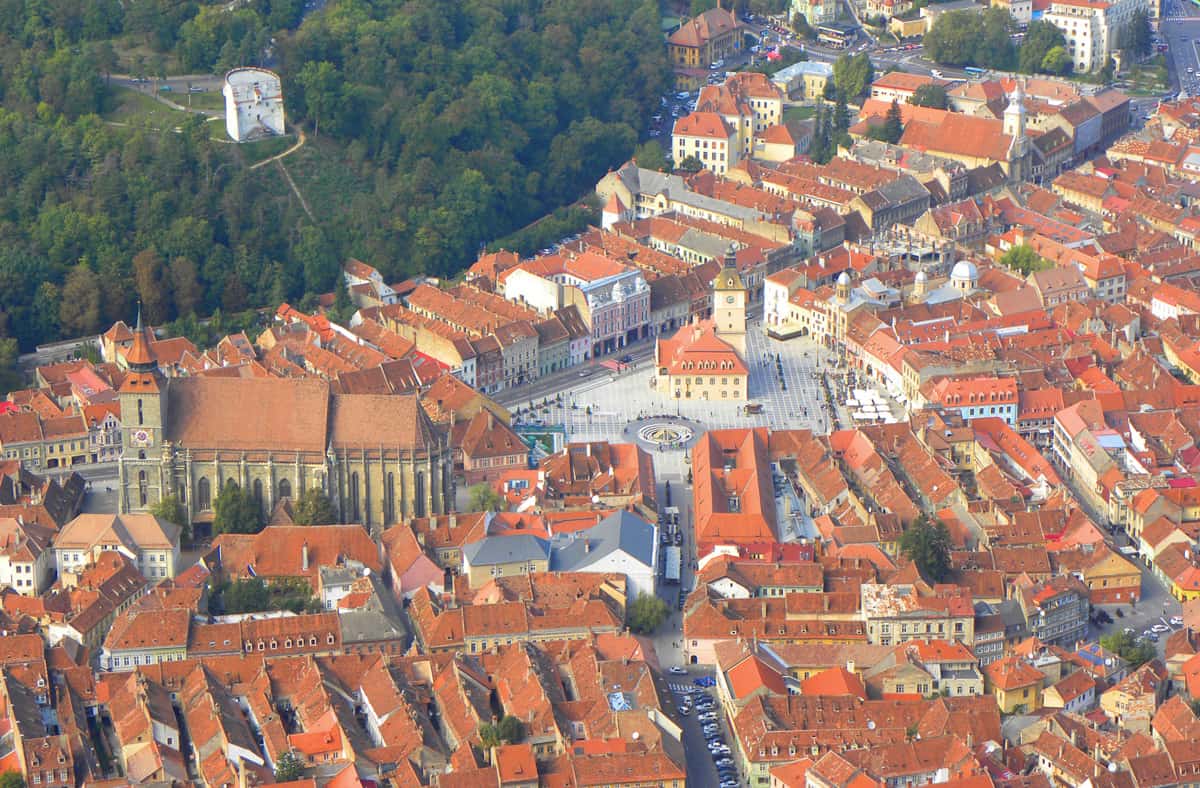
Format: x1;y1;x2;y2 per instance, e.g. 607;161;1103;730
116;322;454;535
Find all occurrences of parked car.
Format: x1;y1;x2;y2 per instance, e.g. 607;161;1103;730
1152;623;1170;633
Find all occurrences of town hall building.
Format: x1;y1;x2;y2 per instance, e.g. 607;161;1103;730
653;251;749;402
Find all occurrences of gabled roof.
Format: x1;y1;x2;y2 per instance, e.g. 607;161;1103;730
552;510;656;572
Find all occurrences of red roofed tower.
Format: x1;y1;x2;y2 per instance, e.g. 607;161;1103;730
118;305;166;514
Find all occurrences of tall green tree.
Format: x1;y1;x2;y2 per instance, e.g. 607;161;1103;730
882;99;905;144
925;8;1013;68
1018;20;1068;74
151;494;191;543
833;52;874;98
0;771;25;788
627;592;670;634
479;715;524;748
133;249;169;325
169;256;202;318
909;84;948;109
274;751;305;782
899;514;952;583
60;264;102;337
292;488;336;525
468;483;505;512
213;483;263;535
633;140;669;172
1099;631;1157;668
1119;10;1152;58
1000;244;1050;275
297;61;342;135
1041;46;1072;75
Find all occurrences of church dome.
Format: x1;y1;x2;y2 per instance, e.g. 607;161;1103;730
914;269;927;284
837;271;851;286
950;260;978;282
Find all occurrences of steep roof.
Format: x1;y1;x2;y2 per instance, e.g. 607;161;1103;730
165;377;330;452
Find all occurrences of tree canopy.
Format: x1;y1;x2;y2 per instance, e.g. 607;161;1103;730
833;53;874;99
0;771;24;788
468;483;505;513
213;483;263;535
909;84;948;109
479;715;524;748
151;494;191;543
924;8;1015;69
0;0;670;353
1000;245;1052;275
273;751;305;783
218;577;319;614
292;487;337;525
627;592;670;634
1018;20;1068;74
1119;10;1152;58
899;514;952;583
1099;631;1157;669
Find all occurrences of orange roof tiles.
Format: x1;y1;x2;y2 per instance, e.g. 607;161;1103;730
801;666;868;699
692;428;777;548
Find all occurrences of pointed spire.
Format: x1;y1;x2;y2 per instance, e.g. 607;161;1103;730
125;305;156;371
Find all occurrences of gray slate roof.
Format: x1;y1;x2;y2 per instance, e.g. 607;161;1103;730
463;534;550;567
552;510;656;572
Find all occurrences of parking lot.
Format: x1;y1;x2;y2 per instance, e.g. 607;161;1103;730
669;678;741;787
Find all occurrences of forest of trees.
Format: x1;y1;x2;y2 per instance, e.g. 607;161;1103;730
0;0;670;352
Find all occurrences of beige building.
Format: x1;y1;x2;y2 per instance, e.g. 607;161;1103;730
460;534;550;587
673;112;739;174
861;583;976;647
1042;0;1153;73
674;72;786;172
55;513;181;580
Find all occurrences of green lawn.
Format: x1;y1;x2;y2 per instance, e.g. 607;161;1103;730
102;85;195;127
784;105;817;122
179;89;225;112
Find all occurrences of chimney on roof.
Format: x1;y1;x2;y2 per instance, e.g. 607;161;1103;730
302;541;309;572
585;540;591;553
847;659;855;674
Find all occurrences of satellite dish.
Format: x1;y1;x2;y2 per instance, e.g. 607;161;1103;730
632;731;640;740
867;720;876;730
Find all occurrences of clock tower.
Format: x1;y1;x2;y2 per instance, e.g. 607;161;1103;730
713;245;747;357
117;309;167;512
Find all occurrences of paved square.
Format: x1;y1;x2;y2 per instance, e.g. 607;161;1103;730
519;323;838;480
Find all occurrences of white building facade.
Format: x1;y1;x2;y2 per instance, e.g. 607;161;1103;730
222;67;285;142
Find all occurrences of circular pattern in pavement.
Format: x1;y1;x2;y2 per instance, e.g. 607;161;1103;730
627;417;703;452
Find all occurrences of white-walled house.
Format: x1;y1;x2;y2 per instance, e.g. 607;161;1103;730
551;510;658;599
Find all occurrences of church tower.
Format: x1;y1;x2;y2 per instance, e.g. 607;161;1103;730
1004;80;1030;181
117;308;167;512
713;245;747;356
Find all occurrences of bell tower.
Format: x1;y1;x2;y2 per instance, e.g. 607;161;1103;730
117;307;167;512
713;245;747;356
